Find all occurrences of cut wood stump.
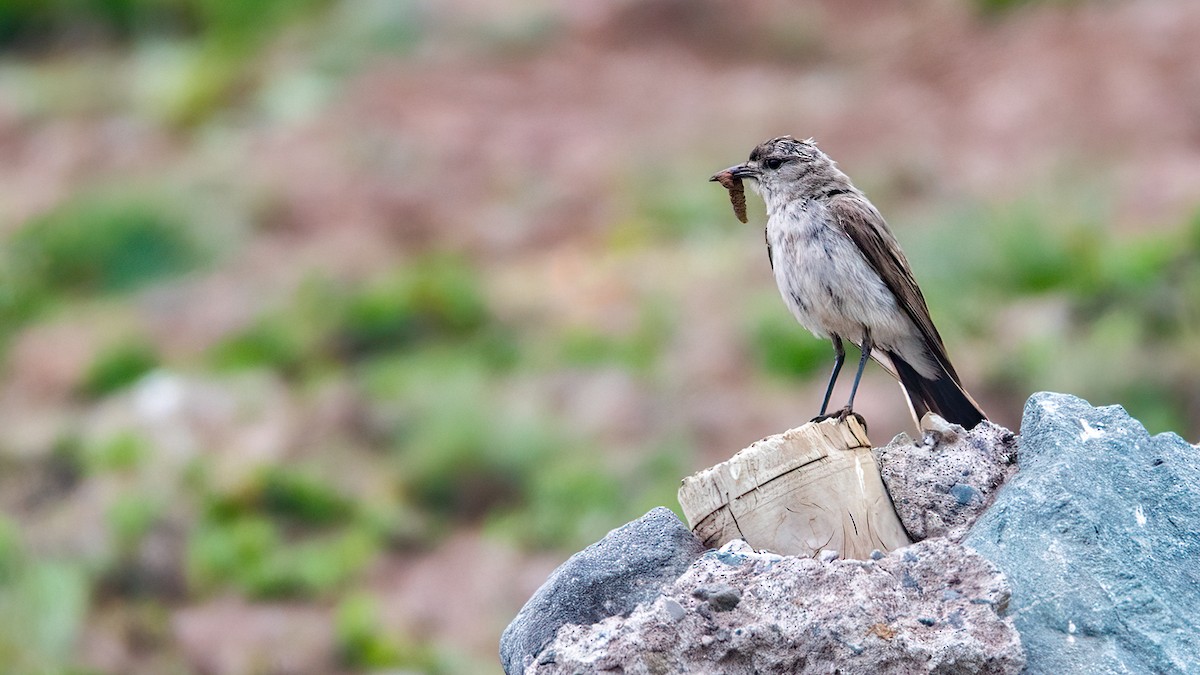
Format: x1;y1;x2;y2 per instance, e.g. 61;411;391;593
678;416;912;560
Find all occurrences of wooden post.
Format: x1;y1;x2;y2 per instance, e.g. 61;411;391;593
678;417;912;560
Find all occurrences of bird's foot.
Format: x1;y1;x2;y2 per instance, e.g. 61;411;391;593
810;406;867;431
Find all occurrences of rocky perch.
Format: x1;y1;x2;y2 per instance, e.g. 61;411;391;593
965;392;1200;673
501;393;1200;674
534;538;1022;674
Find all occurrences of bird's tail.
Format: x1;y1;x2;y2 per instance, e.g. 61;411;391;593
888;352;987;430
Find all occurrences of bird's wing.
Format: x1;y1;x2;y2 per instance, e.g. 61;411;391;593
828;195;961;383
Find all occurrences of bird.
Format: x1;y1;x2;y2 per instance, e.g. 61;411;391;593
711;136;987;430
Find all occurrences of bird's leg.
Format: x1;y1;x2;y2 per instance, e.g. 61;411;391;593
840;328;873;417
812;331;872;430
817;336;845;417
809;337;849;424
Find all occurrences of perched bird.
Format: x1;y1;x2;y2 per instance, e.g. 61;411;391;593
711;136;987;429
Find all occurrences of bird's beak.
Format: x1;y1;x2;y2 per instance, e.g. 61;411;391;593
709;164;757;182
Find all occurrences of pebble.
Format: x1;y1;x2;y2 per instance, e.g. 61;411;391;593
950;483;981;506
663;598;686;621
708;586;742;612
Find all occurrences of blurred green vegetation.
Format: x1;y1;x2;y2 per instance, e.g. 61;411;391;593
334;256;493;359
750;296;831;380
212;255;664;552
210;257;518;380
0;517;89;673
557;300;673;373
82;432;149;474
0;0;339;125
612;169;741;247
335;593;447;672
0;0;320;50
2;193;201;323
80;339;160;399
186;464;375;599
0;245;678;668
187;515;374;598
974;0;1083;16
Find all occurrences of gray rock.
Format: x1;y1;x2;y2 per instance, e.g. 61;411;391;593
532;538;1024;674
876;419;1017;541
965;392;1200;674
499;507;706;675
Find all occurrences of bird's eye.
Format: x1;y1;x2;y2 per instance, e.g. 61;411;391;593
764;157;785;170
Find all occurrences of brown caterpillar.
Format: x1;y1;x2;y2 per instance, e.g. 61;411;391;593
710;170;747;223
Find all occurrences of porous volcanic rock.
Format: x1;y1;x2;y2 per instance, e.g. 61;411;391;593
876;418;1018;541
530;538;1024;674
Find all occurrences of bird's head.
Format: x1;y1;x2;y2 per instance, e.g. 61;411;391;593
711;136;850;213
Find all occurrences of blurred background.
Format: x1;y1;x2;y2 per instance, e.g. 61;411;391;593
0;0;1197;672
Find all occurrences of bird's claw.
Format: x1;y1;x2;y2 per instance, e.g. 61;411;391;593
810;407;867;431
